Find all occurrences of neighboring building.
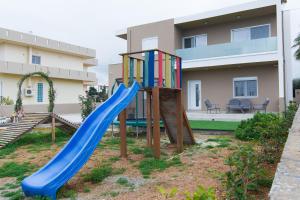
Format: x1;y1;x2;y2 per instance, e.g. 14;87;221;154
109;0;294;112
0;27;97;113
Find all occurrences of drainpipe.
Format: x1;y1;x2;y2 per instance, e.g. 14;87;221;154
281;10;287;112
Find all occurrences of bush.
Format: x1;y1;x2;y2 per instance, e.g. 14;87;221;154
235;113;281;141
225;145;263;200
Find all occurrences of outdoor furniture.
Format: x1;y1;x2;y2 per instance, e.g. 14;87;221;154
240;99;253;113
227;99;243;113
253;98;270;113
204;99;221;113
227;99;253;113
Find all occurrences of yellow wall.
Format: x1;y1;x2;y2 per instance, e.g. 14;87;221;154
0;73;84;105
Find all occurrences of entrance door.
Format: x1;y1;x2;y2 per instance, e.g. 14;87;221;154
188;80;201;110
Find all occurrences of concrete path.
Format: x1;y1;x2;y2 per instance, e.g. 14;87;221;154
269;108;300;199
186;111;254;121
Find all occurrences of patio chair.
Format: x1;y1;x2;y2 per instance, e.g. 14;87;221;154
204;99;221;113
240;99;253;113
227;99;243;113
253;98;270;113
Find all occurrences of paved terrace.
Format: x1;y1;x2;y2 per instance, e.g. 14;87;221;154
269;107;300;199
187;111;254;121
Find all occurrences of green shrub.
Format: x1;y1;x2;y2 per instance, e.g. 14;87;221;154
184;185;216;200
138;156;182;178
235;113;281;141
225;145;263;200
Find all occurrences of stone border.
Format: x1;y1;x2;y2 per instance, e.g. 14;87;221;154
269;107;300;199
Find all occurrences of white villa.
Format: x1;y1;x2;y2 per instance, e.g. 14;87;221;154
0;27;97;114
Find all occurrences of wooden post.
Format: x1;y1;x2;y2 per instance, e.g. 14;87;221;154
119;109;127;158
152;87;160;159
51;114;56;143
176;90;183;153
146;90;152;146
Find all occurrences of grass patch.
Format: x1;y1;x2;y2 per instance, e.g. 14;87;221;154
0;128;69;158
138;156;182;178
57;186;77;199
1;189;24;200
108;156;120;163
0;162;35;181
206;137;232;148
84;165;113;183
189;120;240;131
83;186;91;193
130;146;143;154
102;191;119;197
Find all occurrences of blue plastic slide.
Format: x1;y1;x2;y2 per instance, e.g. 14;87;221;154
21;81;140;199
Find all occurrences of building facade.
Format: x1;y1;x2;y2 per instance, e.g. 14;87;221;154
0;27;97;114
110;0;294;113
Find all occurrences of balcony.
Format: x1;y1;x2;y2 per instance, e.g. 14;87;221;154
0;60;97;83
176;37;277;61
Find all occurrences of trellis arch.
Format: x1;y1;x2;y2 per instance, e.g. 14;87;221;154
15;72;55;113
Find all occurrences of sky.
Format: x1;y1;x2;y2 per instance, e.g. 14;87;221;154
0;0;299;84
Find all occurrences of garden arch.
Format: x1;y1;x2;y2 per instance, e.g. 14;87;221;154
15;72;55;113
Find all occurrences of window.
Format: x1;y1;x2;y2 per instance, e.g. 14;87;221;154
233;77;258;98
183;34;207;49
32;55;41;65
142;37;158;51
37;83;43;102
231;24;270;42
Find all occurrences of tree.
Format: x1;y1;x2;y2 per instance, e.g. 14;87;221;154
293;33;300;60
88;87;98;96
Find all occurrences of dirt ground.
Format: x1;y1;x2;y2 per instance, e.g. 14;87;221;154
0;130;272;200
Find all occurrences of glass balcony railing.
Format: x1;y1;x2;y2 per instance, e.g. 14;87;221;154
176;37;277;61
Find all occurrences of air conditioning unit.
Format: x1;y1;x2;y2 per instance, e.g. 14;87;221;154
24;88;34;97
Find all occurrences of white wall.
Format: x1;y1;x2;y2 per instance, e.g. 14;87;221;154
31;48;85;71
282;6;300;102
1;43;28;63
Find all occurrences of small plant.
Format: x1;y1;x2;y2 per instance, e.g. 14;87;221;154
157;186;178;199
83;186;91;193
184;185;216;200
0;96;14;105
57;186;77;199
116;177;134;188
84;165;113;183
224;145;263;200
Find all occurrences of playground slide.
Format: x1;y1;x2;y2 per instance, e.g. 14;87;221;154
21;81;140;199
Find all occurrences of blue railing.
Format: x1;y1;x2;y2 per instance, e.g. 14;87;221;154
176;37;277;61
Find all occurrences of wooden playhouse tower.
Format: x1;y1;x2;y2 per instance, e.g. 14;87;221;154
118;49;195;159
